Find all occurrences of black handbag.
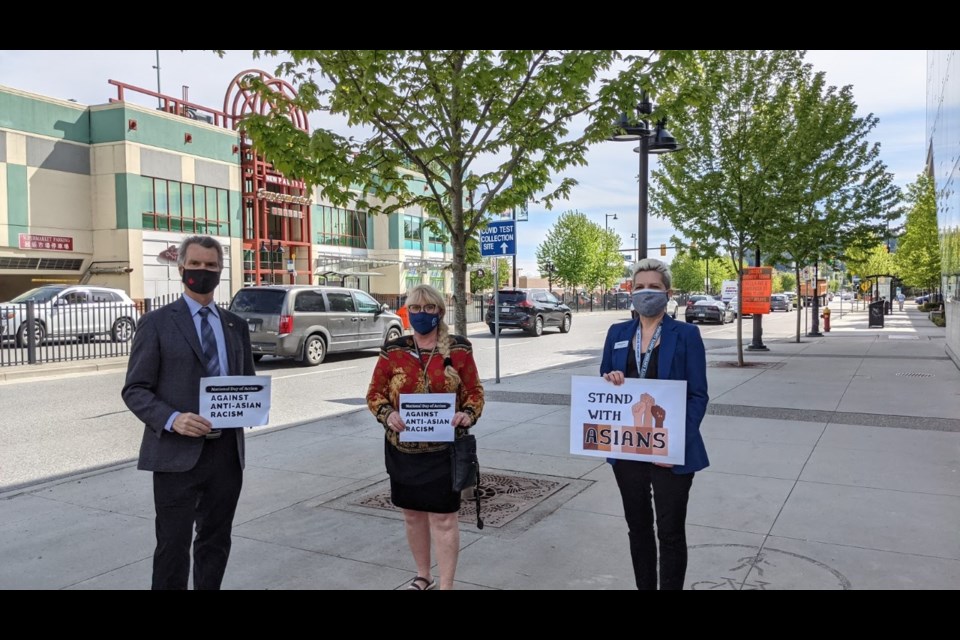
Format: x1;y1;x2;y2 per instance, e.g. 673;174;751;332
450;434;483;529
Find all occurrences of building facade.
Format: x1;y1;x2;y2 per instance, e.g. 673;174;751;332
926;51;960;364
0;75;453;306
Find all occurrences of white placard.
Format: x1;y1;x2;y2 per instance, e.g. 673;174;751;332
569;375;687;464
199;376;271;428
398;393;456;442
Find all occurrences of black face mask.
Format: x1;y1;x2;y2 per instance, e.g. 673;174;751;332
181;269;221;295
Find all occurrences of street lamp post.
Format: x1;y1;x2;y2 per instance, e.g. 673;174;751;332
611;92;681;259
545;261;555;292
605;213;618;234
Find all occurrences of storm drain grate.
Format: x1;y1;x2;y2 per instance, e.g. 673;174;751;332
354;472;568;528
895;372;934;378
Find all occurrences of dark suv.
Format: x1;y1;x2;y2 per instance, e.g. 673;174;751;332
229;285;404;366
485;288;572;336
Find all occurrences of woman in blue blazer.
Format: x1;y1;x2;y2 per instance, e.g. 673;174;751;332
600;258;709;590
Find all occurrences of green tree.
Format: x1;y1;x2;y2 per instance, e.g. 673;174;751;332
780;272;796;293
653;50;805;363
670;251;705;293
895;174;941;290
846;244;895;283
586;229;628;292
536;211;613;291
469;258;510;292
761;64;900;342
234;50;690;335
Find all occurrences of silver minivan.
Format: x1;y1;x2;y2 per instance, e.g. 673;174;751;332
228;285;404;366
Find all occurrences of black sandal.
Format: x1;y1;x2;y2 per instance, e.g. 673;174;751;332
406;576;437;590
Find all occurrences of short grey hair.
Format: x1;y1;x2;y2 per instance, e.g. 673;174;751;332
177;235;224;269
631;258;672;290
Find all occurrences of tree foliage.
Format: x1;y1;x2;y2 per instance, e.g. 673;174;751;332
669;251;735;293
233;50;691;334
894;174;941;290
653;50;900;351
536;211;624;292
469;258;510;292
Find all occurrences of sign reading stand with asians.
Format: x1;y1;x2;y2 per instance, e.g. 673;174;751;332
569;375;686;465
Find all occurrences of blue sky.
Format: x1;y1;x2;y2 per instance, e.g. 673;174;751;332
0;50;927;276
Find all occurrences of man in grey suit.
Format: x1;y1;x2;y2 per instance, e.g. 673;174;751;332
122;235;255;590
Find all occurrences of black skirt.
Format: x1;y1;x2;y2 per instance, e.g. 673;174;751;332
386;440;460;514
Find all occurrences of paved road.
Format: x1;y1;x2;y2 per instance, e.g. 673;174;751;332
0;308;812;490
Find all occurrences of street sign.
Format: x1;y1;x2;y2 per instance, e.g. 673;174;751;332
480;220;516;257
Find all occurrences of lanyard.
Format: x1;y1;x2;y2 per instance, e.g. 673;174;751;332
414;343;438;392
635;322;663;380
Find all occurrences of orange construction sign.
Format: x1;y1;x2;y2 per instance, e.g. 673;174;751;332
741;267;772;315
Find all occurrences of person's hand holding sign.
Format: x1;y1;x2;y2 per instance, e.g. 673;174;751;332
386;411;407;433
452;412;473;428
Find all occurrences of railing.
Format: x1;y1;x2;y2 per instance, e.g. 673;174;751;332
1;300;142;367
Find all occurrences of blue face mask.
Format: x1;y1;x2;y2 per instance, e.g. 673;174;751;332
409;311;440;335
632;290;669;317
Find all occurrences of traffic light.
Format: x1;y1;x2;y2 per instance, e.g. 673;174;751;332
660;243;667;256
476;268;485;278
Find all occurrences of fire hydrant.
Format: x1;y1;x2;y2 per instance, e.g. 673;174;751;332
821;306;831;332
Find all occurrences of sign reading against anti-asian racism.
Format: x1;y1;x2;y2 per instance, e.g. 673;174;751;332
569;375;686;465
398;393;456;442
199;376;272;428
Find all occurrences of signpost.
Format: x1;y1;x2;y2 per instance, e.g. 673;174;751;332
480;220;517;384
741;267;772;315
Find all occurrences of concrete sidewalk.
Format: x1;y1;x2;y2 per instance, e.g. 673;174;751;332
1;303;958;589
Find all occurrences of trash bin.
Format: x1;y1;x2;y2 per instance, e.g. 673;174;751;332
868;301;885;328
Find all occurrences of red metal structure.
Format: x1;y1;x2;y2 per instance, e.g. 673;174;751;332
224;70;311;286
110;70;312;287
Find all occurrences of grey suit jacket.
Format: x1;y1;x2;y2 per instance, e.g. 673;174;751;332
122;297;256;472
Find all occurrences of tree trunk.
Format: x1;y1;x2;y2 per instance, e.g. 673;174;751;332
794;264;802;343
450;175;468;337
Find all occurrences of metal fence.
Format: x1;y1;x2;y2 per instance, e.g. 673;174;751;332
1;300;142;367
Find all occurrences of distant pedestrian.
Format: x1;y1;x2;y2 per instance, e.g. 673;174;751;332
367;284;485;590
600;258;709;590
122;235;256;590
897;292;905;311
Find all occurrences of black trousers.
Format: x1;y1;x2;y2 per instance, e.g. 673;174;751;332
152;434;243;590
612;460;694;590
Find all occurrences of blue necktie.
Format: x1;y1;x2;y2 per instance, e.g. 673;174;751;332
198;307;221;378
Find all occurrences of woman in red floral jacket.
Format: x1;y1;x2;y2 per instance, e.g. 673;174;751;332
366;284;484;590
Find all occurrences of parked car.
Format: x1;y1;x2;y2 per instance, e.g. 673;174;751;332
228;285;404;366
685;299;734;324
485;288;572;336
0;285;139;347
726;299;752;318
769;294;793;312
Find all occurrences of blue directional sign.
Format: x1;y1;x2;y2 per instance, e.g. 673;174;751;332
480;220;516;257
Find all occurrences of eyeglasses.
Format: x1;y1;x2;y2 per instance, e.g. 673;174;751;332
407;303;438;313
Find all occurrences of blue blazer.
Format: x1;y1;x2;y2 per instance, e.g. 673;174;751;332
599;314;709;474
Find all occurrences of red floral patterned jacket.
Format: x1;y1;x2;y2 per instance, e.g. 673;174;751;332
366;334;484;453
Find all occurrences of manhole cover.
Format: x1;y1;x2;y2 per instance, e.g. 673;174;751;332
709;361;785;369
895;372;934;378
354;472;568;528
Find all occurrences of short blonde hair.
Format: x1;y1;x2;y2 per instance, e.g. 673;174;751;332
631;258;672;290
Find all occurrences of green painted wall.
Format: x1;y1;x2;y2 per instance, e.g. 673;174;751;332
6;164;28;246
90;106;239;164
114;173;140;230
0;90;90;143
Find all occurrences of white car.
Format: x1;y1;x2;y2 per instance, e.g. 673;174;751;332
1;285;140;347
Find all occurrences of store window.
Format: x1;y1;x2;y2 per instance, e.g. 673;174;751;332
141;177;232;236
